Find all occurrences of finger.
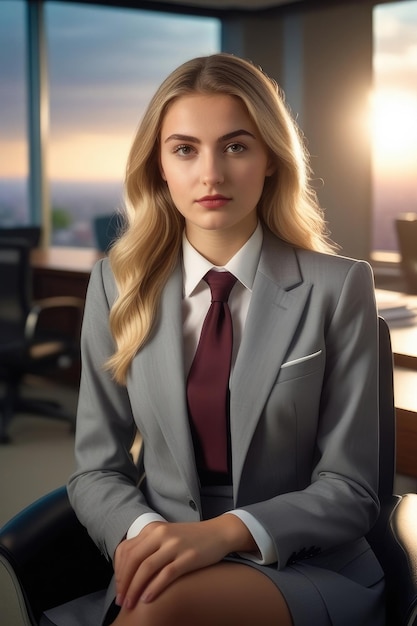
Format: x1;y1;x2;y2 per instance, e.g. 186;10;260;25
119;547;172;608
137;547;202;604
121;539;187;608
115;532;162;602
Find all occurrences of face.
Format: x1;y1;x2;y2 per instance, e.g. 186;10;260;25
159;93;274;249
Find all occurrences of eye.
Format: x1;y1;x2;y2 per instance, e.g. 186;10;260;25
225;143;245;154
172;144;195;156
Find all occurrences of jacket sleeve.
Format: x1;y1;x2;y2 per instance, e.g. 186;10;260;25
67;260;156;561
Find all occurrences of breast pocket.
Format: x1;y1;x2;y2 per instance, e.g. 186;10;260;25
277;349;323;383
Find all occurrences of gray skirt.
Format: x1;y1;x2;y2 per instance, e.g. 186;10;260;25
42;487;385;626
199;486;385;626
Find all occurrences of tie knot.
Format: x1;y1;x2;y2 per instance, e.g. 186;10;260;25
204;270;237;303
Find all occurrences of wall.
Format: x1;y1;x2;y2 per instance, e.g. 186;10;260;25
222;1;374;260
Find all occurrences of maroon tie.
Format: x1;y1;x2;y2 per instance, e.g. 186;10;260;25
187;270;237;485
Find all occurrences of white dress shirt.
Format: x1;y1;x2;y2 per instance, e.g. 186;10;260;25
127;223;277;565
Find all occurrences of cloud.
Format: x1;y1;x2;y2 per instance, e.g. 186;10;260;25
46;4;219;135
374;1;417;91
0;1;219;140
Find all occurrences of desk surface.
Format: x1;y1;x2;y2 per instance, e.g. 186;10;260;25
394;367;417;412
376;289;417;367
31;246;102;275
394;367;417;477
389;326;417;368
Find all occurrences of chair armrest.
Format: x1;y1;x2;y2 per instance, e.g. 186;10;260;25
373;494;417;626
389;494;417;626
0;486;113;623
25;297;84;343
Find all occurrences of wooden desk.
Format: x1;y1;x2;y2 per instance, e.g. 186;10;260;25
394;367;417;478
31;246;101;300
385;321;417;477
389;325;417;369
376;289;417;369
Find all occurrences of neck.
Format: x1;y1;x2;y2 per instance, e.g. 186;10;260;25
185;221;257;266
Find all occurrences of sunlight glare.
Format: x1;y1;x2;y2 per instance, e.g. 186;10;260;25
371;89;417;171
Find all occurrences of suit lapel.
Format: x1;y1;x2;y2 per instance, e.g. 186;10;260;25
230;231;312;490
132;233;312;506
131;263;201;504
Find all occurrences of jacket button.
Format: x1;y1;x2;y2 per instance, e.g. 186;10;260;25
189;500;197;511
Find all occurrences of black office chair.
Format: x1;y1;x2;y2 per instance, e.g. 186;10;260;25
0;318;416;625
396;213;417;294
0;237;84;443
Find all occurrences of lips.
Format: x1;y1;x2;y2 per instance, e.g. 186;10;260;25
196;195;231;209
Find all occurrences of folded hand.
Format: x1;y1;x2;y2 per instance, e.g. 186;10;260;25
114;514;255;609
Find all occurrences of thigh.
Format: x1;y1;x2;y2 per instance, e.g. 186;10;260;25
111;561;293;626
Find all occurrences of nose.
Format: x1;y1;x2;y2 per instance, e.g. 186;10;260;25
200;152;224;186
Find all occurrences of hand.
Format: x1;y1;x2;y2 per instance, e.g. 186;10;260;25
114;514;256;609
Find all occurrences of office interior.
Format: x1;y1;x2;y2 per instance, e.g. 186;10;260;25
1;0;417;526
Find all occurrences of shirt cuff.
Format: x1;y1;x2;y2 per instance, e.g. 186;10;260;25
126;513;167;540
226;509;277;565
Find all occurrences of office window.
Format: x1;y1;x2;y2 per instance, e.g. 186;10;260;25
45;2;220;247
372;0;417;251
0;0;28;225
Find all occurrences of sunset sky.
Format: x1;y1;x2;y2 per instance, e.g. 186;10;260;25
0;1;220;181
372;0;417;180
1;0;417;183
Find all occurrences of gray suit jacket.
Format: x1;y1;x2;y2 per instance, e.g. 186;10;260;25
68;228;380;572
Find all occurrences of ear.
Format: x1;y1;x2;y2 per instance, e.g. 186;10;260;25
158;154;167;181
265;156;276;177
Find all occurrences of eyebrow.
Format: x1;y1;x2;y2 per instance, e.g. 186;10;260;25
164;129;256;144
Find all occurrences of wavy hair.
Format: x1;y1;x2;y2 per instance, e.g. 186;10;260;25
106;53;335;384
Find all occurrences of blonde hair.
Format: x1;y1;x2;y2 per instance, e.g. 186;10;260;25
107;53;335;384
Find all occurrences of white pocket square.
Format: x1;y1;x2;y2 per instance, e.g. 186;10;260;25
281;350;322;369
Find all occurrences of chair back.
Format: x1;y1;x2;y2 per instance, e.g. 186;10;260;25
0;226;40;330
377;316;396;500
0;238;32;330
369;317;417;626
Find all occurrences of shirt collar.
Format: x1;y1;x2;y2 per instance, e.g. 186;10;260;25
182;222;263;297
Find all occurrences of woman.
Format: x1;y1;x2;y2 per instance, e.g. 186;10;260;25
67;53;384;625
